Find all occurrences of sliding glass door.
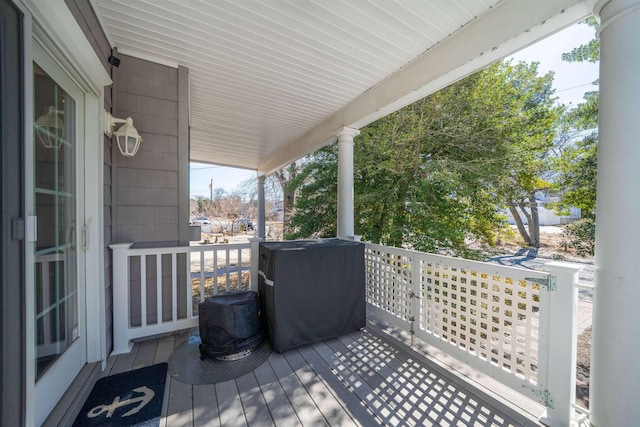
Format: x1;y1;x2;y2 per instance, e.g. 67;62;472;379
32;42;86;425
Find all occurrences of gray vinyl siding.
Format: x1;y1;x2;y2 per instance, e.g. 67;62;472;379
113;54;190;323
113;54;181;246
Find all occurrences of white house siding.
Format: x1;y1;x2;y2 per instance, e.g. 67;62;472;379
504;204;581;226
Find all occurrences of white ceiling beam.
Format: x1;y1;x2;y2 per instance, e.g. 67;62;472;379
258;0;591;174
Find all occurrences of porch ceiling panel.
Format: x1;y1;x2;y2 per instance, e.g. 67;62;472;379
91;0;588;173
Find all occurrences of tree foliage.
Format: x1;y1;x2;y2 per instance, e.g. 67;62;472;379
561;17;600;64
554;17;599;253
287;60;560;255
287;146;338;239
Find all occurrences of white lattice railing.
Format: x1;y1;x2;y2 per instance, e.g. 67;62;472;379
364;242;583;427
110;239;261;355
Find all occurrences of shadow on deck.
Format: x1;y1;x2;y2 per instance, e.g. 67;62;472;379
87;317;542;427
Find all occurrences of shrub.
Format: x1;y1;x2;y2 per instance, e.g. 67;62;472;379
561;218;595;257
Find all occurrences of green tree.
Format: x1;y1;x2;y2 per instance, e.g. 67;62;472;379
490;61;561;248
288;60;560;255
553;17;599;256
288;67;506;255
287;146;338;239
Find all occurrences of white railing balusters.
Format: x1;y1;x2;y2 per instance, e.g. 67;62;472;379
363;242;585;427
156;254;162;325
199;251;205;303
110;242;252;355
225;249;230;292
238;248;242;290
171;252;177;322
140;255;147;328
213;250;218;295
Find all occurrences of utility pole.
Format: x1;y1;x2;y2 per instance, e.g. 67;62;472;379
209;178;213;202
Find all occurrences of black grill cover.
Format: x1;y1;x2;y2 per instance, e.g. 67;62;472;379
198;291;263;358
258;239;366;352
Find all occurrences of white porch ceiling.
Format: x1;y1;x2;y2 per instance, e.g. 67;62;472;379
91;0;591;174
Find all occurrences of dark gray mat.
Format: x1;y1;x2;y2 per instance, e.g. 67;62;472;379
168;336;271;385
73;363;167;426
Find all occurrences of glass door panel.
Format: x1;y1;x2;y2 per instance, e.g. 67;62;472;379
33;62;78;379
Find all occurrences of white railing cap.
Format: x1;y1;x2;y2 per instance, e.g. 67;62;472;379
544;261;585;273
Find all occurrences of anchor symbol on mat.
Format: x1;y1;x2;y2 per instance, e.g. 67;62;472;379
87;386;155;418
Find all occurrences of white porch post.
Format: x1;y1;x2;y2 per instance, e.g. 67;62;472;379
109;242;134;355
337;127;360;239
248;237;263;292
591;0;640;425
257;174;266;239
540;262;583;427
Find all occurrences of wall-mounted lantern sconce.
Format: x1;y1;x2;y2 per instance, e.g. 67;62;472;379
104;111;143;157
34;106;65;149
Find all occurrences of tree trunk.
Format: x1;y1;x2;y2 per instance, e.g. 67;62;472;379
274;162;297;236
282;187;295;234
507;200;532;246
388;178;411;247
527;192;541;248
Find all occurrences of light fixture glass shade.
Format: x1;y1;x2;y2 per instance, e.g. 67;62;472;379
34;106;64;148
113;117;143;156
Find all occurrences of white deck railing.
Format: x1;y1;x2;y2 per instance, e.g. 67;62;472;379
364;242;584;427
110;239;261;355
110;238;584;426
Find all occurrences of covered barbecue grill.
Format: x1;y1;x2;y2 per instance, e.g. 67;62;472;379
198;290;263;360
258;239;366;352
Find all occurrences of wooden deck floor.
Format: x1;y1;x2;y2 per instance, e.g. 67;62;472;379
100;325;541;427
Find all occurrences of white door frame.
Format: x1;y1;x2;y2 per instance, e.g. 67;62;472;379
14;0;111;425
31;40;87;426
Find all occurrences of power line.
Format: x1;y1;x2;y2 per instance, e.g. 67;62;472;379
555;81;598;94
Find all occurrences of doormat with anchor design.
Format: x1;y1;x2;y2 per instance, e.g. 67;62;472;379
73;363;167;427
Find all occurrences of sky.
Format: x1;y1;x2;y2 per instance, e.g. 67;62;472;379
190;21;599;198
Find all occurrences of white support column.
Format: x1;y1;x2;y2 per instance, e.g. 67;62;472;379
336;127;360;239
248;237;263;292
591;1;640;425
540;262;583;427
257;174;266;239
109;242;134;355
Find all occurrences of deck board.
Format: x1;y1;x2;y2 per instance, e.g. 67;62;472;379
192;383;221;427
166;376;194;426
216;379;249;427
314;338;408;426
254;356;301;425
269;352;329;427
109;344;139;375
236;372;275;427
297;343;382;426
94;327;541;427
283;349;357;427
132;338;157;369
